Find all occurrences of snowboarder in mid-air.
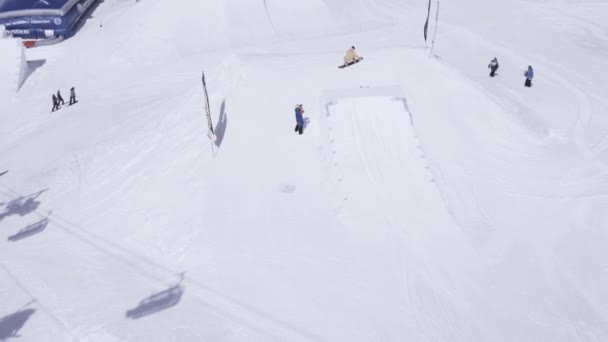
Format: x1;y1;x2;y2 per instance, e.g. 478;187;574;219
524;65;534;87
57;90;65;105
294;104;305;135
488;58;499;77
69;87;77;105
341;46;363;68
52;94;59;112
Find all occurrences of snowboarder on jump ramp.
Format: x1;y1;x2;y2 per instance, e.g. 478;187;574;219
340;46;363;68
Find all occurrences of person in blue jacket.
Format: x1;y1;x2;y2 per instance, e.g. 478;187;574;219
294;104;305;135
524;65;534;87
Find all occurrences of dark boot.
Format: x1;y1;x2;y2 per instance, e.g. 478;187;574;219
298;126;303;135
295;125;300;132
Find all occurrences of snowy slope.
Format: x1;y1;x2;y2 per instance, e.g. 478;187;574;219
1;0;608;341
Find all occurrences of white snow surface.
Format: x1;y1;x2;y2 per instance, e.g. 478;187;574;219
1;0;608;341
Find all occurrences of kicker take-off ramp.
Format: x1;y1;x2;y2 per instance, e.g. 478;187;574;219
0;37;27;95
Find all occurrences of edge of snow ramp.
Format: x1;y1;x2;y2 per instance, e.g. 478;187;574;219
317;95;491;340
0;38;28;95
319;85;408;147
321;85;404;102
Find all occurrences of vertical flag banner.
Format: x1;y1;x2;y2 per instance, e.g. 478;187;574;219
424;0;432;42
429;0;440;57
202;72;215;139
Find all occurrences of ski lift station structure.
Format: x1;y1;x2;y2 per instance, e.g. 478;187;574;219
0;0;99;40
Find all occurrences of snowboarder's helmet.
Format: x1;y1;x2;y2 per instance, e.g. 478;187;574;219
351;46;355;49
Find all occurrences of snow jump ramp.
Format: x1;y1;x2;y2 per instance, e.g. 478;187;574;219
321;87;448;229
0;38;27;95
319;90;484;333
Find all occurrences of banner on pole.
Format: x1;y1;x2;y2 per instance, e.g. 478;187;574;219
202;72;216;141
423;0;431;42
429;0;440;57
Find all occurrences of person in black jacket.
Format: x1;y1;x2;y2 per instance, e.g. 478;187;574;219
56;90;65;105
52;94;59;112
488;58;499;77
524;65;534;87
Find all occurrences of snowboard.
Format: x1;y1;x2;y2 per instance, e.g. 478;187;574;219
338;57;363;69
51;102;78;113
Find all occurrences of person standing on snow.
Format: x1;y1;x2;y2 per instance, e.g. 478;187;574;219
69;87;77;105
343;46;362;66
488;58;499;77
52;94;59;112
524;65;534;87
57;90;65;105
294;104;305;135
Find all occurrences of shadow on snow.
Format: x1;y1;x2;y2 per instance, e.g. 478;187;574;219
125;284;184;320
214;99;228;148
0;189;47;223
7;215;51;242
19;60;47;91
0;308;36;341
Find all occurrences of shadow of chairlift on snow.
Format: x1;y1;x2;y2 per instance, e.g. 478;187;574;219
0;307;36;340
214;99;228;148
125;279;185;320
0;189;47;223
7;214;51;242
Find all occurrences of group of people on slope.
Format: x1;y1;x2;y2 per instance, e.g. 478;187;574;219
488;58;534;87
296;50;536;135
51;87;77;112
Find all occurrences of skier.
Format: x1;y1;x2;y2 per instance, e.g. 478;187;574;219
524;65;534;87
343;46;362;67
488;58;499;77
57;90;65;105
69;87;77;105
52;94;59;112
294;104;305;135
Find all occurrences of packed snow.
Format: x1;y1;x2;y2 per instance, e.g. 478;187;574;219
1;0;607;341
